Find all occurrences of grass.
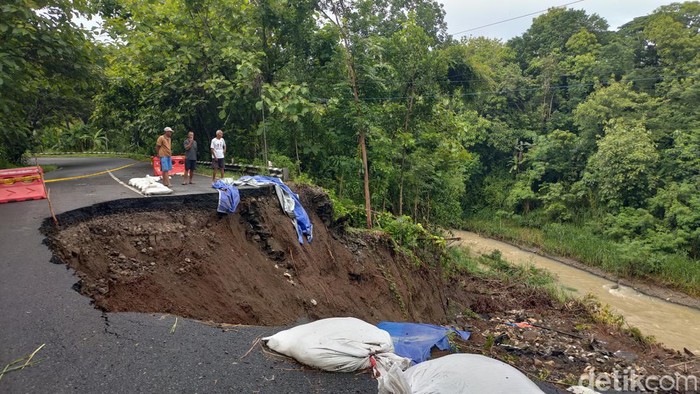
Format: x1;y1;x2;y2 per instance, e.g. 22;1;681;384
0;161;56;172
581;294;656;345
447;247;571;303
37;152;152;162
0;344;45;382
41;164;58;173
463;214;700;296
170;317;178;334
1;159;59;172
377;264;408;318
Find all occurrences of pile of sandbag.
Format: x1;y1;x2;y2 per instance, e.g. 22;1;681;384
378;353;544;394
262;317;545;393
128;176;172;195
262;317;410;375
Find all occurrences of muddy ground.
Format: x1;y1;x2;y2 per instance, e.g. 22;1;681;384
43;185;698;392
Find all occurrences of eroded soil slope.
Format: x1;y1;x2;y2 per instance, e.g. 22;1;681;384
43;186;698;391
46;186;454;325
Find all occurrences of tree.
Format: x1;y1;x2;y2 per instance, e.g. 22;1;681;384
583;121;659;208
573;82;657;155
0;0;98;164
319;0;373;228
509;7;608;69
93;0;266;158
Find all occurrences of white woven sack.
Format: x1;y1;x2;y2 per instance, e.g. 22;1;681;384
379;353;544;394
263;317;411;373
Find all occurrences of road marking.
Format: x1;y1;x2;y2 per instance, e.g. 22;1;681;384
44;163;137;183
107;171;144;196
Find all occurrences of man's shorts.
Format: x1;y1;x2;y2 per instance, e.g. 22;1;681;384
160;156;173;171
212;158;225;170
185;160;197;171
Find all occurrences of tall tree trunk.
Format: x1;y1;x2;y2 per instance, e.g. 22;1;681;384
398;92;415;216
542;77;550;129
359;129;371;228
323;0;372;228
294;133;300;164
413;193;419;222
398;155;405;216
426;192;431;224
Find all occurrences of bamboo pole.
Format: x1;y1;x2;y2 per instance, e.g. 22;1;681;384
35;157;59;227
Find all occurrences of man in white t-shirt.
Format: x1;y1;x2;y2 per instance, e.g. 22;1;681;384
210;129;227;181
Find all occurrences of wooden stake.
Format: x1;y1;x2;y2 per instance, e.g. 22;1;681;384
46;188;59;227
35;157;58;227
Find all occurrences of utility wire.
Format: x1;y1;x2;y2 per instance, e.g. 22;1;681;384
450;0;585;37
310;73;693;102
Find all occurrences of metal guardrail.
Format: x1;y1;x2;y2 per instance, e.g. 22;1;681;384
35;152;290;181
36;151;144;156
196;160;289;181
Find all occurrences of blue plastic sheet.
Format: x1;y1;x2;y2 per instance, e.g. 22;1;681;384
377;322;471;364
241;176;313;244
212;180;240;213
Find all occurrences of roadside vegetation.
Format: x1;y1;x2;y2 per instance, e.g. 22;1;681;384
448;247;570;304
2;1;698;295
37;152;151;162
465;212;700;296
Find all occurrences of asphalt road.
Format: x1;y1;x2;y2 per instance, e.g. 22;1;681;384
1;157;561;393
0;157;374;393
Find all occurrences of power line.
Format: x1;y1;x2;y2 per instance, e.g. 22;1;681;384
450;0;585;37
312;73;691;102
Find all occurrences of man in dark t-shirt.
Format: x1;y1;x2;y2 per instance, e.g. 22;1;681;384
182;130;198;185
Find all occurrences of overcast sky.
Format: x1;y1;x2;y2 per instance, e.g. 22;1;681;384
441;0;678;41
75;0;680;42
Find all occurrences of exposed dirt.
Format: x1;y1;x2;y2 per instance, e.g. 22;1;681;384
43;186;698;392
45;186;453;326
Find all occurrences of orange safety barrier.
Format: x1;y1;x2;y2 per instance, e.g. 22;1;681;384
152;156;185;176
0;166;47;203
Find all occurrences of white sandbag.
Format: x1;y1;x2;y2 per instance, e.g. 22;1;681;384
262;317;411;373
567;386;600;394
128;176;172;195
379;353;544;394
378;361;412;394
142;184;172;195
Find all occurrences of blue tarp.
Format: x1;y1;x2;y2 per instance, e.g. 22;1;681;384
377;322;471;364
238;176;313;244
212;180;240;213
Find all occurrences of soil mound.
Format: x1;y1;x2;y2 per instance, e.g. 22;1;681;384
44;186;460;325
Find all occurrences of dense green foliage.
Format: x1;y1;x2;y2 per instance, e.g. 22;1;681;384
4;1;699;289
0;0;100;165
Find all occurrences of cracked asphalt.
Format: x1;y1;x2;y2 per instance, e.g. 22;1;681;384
1;157;562;394
0;157;374;393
